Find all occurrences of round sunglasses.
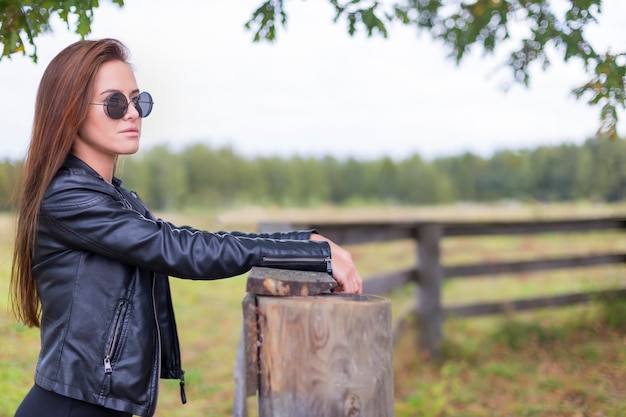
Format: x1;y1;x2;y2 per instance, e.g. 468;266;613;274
89;91;154;119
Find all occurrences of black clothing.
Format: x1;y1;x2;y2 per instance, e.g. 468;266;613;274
15;384;131;417
29;155;332;416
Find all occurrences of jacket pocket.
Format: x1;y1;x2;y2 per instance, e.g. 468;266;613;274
103;299;131;375
99;299;131;397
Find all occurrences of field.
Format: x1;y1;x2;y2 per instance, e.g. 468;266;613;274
1;203;625;416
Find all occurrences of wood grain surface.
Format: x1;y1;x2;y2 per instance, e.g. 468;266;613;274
255;294;393;417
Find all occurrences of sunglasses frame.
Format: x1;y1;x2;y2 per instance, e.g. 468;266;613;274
89;91;153;120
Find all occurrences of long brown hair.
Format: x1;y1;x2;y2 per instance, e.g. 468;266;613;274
10;39;130;327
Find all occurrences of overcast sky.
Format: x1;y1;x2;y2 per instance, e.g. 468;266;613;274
1;0;625;161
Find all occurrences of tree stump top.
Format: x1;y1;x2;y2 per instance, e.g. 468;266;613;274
246;266;337;296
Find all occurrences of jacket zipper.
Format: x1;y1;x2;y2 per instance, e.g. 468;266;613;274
262;256;333;275
103;300;128;374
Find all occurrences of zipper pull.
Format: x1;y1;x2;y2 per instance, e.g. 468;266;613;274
179;371;187;404
104;356;113;374
325;256;333;276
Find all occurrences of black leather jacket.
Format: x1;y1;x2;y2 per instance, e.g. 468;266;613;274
33;155;332;416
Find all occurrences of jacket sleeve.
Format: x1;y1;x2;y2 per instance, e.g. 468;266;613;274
38;178;331;280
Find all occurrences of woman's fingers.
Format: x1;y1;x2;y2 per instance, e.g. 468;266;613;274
311;233;362;294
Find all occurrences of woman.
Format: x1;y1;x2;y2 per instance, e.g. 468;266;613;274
11;38;362;417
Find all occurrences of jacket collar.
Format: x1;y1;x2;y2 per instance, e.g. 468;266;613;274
64;154;123;187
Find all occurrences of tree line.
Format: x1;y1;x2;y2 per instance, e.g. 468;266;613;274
0;137;625;211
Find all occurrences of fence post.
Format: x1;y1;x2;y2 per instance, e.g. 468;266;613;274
416;223;443;357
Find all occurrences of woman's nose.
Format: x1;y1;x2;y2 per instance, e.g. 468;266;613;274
126;100;141;119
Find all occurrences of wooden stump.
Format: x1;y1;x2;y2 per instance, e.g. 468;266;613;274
253;293;394;417
246;267;336;296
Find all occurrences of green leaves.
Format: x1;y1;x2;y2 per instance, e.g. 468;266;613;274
0;0;124;62
244;0;286;42
573;52;626;138
354;4;388;37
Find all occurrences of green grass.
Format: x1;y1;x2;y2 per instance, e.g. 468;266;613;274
1;204;626;417
394;302;626;417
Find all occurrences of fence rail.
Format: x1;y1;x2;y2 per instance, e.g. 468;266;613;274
260;217;626;356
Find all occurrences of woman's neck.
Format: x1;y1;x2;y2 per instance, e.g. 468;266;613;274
70;145;116;183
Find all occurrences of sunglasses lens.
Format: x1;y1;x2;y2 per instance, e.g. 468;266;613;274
105;92;128;119
136;92;153;118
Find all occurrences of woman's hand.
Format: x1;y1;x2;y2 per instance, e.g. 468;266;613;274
311;233;363;294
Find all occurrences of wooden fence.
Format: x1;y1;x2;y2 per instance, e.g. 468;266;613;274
259;217;626;356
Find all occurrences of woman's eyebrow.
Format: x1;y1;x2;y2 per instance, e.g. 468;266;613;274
97;88;141;96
